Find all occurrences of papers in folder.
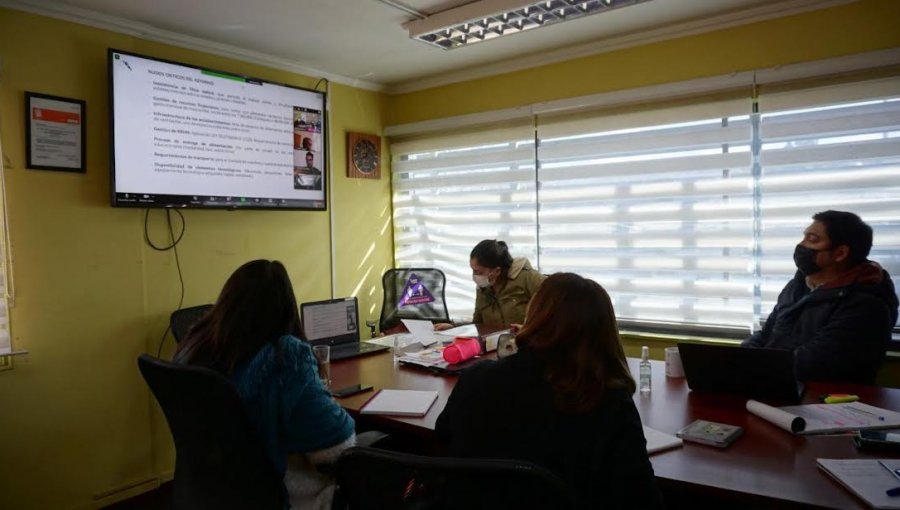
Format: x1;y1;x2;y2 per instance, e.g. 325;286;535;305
817;459;900;509
360;389;439;417
747;400;900;434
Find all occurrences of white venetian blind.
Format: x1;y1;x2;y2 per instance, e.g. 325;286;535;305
536;99;755;332
391;122;537;321
757;77;900;326
0;134;11;354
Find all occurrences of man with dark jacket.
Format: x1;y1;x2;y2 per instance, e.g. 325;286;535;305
743;211;899;384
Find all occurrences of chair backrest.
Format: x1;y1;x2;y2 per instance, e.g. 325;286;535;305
170;305;214;343
333;446;578;510
380;268;450;331
137;354;285;510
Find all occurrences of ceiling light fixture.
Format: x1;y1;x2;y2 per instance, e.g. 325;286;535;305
404;0;653;50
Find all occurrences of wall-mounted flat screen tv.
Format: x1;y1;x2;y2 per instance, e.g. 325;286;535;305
109;49;327;210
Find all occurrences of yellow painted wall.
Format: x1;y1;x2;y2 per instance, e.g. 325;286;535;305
389;0;900;124
0;8;392;509
2;0;899;508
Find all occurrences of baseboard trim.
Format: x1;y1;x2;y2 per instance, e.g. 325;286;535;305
87;477;159;509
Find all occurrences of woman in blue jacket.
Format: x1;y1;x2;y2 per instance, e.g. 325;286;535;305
175;259;355;509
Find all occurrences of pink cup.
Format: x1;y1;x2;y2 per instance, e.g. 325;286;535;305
443;337;482;364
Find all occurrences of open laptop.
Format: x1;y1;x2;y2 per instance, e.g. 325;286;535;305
677;343;805;402
301;297;389;361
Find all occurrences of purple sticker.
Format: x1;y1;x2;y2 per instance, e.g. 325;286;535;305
398;273;435;307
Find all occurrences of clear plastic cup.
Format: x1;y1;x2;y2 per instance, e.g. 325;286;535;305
312;344;331;389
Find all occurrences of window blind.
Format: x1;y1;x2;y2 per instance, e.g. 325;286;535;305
0;134;11;354
391;122;537;321
390;75;900;334
537;99;755;332
757;77;900;326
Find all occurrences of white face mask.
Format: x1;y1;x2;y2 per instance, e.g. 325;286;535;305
472;274;491;288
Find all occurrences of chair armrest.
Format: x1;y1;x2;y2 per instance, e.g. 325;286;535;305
356;430;391;448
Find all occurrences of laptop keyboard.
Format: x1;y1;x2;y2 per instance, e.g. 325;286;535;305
330;342;385;361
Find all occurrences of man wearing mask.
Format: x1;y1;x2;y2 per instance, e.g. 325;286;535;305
743;211;898;384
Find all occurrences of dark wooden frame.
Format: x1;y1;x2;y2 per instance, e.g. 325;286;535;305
25;91;86;173
347;132;381;179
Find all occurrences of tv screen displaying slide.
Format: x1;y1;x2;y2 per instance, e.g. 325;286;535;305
109;49;327;210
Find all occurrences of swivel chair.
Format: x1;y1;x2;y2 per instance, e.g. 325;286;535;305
379;268;450;332
332;446;578;510
169;304;213;343
137;354;285;510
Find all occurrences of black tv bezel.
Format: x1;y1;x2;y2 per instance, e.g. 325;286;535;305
108;48;328;211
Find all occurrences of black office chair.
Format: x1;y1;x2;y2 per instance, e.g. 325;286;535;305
332;446;578;510
170;304;213;343
379;268;450;332
137;354;285;510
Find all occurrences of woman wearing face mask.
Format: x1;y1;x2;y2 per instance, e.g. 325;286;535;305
467;239;545;326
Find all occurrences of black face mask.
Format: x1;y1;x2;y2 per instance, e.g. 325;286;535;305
793;244;825;275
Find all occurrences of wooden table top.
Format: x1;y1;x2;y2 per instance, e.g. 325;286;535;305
330;348;900;509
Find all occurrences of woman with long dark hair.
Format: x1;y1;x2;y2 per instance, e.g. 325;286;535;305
436;273;662;509
175;260;355;509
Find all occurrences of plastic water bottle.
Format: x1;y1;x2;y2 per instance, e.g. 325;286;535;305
639;346;652;394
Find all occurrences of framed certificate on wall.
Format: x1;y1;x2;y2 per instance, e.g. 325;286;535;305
25;92;86;172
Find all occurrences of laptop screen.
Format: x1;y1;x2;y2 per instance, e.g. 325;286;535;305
301;297;360;346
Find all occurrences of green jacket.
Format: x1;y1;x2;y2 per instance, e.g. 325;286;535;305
473;258;545;325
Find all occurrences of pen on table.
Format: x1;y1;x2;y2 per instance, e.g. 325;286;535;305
880;461;900;497
880;460;900;480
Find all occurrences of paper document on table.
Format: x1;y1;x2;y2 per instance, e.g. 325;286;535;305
643;426;683;455
366;333;414;348
401;319;442;345
748;400;900;434
436;324;479;338
360;389;439;417
397;347;447;368
817;459;900;509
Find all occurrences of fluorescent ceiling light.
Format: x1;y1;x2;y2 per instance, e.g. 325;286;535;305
404;0;653;50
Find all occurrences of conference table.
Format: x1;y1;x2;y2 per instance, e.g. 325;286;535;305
330;346;900;509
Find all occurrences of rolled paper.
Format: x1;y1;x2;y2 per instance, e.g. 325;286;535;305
747;399;806;433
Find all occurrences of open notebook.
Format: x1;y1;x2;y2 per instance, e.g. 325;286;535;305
747;400;900;434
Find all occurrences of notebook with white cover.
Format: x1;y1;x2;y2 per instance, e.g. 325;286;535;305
359;389;439;417
817;459;900;509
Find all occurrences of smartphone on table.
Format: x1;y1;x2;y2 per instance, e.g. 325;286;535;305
854;429;900;452
331;384;374;398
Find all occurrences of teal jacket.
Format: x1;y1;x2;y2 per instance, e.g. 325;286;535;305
230;335;355;475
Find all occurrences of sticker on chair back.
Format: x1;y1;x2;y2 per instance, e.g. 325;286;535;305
398;273;435;307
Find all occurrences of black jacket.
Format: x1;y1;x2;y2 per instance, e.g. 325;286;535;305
435;348;663;510
743;264;898;384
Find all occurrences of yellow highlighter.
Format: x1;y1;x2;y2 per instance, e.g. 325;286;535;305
823;394;859;404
